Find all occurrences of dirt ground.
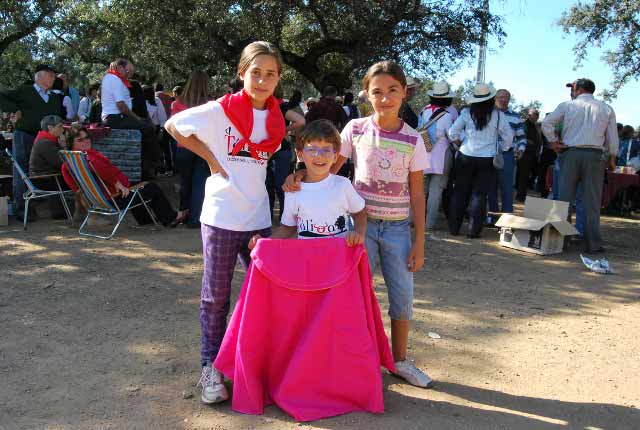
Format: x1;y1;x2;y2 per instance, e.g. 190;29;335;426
1;180;639;430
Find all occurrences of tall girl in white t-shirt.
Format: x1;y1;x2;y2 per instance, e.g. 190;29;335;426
165;41;286;405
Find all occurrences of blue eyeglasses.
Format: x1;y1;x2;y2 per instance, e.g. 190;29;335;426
302;146;336;157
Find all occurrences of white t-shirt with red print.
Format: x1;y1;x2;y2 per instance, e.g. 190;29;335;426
169;101;275;231
280;174;365;239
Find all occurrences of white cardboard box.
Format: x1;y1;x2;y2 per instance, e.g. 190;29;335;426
495;197;578;255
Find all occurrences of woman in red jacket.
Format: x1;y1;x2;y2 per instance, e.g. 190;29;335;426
61;126;178;226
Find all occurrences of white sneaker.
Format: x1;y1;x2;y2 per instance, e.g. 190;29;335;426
393;360;434;388
428;233;441;241
198;364;229;404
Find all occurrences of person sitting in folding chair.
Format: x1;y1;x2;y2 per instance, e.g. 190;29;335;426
28;115;76;219
61;126;178;232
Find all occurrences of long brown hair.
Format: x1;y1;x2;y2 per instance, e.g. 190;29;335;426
469;98;496;131
181;70;210;108
237;41;283;77
362;61;407;92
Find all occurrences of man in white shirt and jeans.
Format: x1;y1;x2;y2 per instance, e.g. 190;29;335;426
542;78;618;253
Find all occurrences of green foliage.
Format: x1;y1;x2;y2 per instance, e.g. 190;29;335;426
1;0;504;98
559;0;640;99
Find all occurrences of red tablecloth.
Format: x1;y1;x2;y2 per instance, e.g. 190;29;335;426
63;124;111;141
602;172;640;207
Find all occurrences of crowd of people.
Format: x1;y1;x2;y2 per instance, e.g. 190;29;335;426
0;39;637;419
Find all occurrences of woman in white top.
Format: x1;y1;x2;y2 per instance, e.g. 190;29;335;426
447;83;514;238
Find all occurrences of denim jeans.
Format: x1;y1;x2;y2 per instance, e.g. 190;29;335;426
176;147;210;224
488;148;515;213
424;174;444;230
12;130;35;214
268;148;293;219
365;218;414;321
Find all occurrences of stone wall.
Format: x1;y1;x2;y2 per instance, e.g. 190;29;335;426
92;129;141;183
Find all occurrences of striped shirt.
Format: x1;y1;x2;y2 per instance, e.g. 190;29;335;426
340;117;429;220
542;93;619;156
499;109;527;152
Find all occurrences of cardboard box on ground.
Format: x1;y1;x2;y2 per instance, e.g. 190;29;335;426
495;197;578;255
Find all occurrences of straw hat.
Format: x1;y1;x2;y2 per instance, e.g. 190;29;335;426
466;83;497;104
427;81;455;98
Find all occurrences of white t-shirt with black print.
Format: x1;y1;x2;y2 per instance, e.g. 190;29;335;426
169;100;275;231
280;174;365;239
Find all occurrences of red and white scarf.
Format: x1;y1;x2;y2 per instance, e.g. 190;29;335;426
217;90;285;160
106;69;132;89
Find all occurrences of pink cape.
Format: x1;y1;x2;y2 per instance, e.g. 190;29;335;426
214;238;395;422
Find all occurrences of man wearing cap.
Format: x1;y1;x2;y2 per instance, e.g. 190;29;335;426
400;77;419;129
0;64;63;218
487;89;527;223
542;78;618;253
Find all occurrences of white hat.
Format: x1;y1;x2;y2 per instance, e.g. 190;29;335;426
406;77;418;88
466;83;497;104
427;81;455;98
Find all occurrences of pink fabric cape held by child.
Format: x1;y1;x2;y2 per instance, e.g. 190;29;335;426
214;238;396;422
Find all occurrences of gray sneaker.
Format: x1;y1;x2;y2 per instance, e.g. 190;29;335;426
197;364;229;404
393;360;434;388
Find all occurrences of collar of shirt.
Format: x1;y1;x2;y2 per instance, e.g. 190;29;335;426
576;93;594;101
33;83;50;102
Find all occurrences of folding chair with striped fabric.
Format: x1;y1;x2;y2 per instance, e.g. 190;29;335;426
59;150;160;239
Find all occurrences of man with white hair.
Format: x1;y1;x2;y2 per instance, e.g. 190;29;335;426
101;57;160;178
0;64;63;218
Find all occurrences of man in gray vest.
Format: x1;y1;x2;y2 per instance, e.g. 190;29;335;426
0;64;62;218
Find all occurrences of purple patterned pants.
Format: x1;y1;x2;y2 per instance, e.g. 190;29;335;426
200;224;271;365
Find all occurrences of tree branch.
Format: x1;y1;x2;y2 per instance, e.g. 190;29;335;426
0;7;50;57
48;28;109;66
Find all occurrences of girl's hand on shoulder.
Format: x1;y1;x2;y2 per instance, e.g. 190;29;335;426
345;231;365;247
282;170;304;192
248;234;261;250
407;242;424;272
